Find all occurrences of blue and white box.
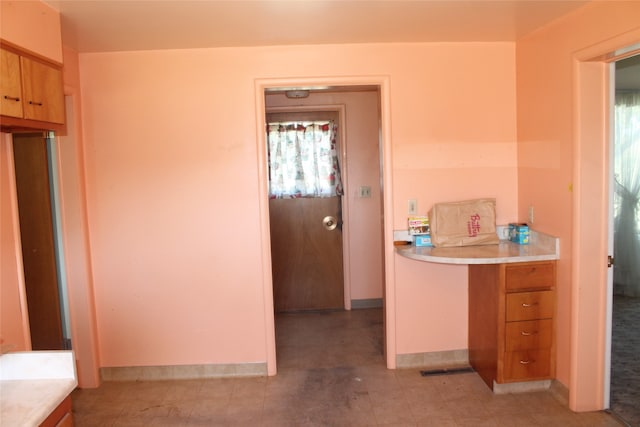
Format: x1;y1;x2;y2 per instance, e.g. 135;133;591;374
508;223;529;245
415;234;433;247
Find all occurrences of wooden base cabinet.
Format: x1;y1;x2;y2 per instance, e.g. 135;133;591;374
469;261;556;390
40;395;73;427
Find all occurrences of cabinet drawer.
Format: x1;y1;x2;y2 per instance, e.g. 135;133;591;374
506;291;554;321
505;319;552;351
505;262;555;291
503;349;551;381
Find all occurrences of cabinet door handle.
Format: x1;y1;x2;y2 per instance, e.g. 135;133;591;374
520;331;538;336
522;302;538;307
28;100;43;106
4;95;20;102
519;359;535;365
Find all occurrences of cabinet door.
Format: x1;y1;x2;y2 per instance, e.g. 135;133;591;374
0;48;24;118
55;412;73;427
20;56;65;124
40;395;73;427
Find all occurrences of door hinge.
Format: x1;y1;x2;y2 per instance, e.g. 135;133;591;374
608;255;614;268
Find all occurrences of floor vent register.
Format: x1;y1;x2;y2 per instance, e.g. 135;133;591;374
419;366;475;377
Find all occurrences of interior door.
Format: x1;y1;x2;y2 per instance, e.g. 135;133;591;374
12;132;64;350
267;112;345;312
270;196;344;311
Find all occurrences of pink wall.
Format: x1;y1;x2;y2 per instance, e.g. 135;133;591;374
0;0;62;356
516;1;640;411
265;90;384;301
78;42;517;368
0;0;62;63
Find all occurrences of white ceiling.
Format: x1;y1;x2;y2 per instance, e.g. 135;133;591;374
43;0;590;53
42;0;639;89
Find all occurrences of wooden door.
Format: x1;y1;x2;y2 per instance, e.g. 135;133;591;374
270;196;344;312
12;133;64;350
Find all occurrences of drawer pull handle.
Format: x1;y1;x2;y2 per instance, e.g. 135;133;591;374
519;359;535;365
3;95;20;102
520;331;538;336
29;100;43;106
522;302;539;307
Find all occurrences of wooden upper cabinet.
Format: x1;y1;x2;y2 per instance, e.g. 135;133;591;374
0;43;65;131
21;56;65;124
1;48;24;118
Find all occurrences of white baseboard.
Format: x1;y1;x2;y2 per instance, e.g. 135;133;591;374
549;379;570;406
396;349;469;369
493;379;551;394
100;362;267;381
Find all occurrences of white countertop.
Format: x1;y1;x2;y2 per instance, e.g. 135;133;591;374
395;230;559;264
0;351;77;427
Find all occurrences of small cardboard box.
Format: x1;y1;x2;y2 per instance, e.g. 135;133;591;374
408;216;430;235
415;234;433;247
509;223;529;245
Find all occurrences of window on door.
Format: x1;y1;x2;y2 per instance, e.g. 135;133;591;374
266;120;343;199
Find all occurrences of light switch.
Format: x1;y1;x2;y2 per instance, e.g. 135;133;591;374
528;206;534;224
408;199;417;214
359;186;372;198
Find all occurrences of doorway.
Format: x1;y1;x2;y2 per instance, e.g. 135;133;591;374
12;132;70;350
258;81;391;374
608;54;640;426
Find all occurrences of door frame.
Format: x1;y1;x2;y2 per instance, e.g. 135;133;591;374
255;76;395;375
571;34;640;411
266;105;352;310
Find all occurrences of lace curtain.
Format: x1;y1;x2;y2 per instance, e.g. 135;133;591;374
614;91;640;296
267;121;343;199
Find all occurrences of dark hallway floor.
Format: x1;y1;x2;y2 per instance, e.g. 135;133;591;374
610;295;640;427
72;308;624;426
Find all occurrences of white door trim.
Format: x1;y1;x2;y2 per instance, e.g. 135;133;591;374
571;35;640;411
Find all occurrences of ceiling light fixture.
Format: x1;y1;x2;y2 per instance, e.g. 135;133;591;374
285;90;310;99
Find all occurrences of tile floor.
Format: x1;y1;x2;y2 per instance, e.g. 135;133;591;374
72;308;625;426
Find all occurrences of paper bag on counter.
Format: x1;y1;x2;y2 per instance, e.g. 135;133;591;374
428;198;500;247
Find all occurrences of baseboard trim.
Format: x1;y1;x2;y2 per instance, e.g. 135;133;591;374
351;298;383;309
493;379;552;394
549;379;570;406
100;362;267;381
396;349;469;369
